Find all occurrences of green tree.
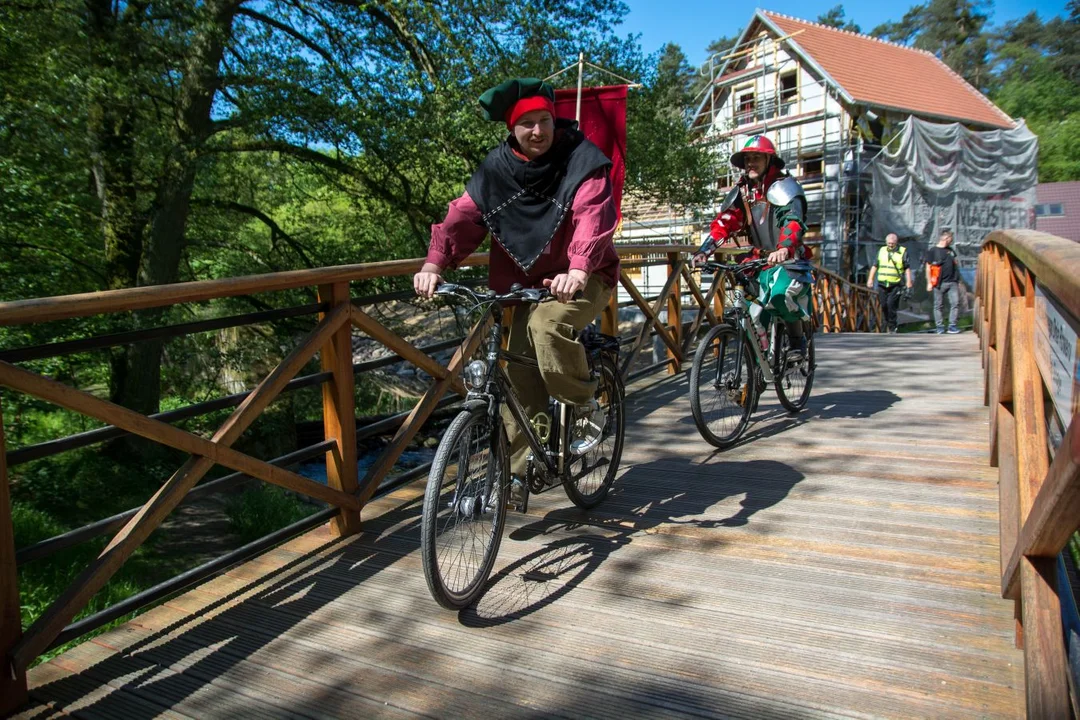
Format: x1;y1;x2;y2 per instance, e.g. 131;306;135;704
991;6;1080;180
871;0;993;90
0;0;634;417
817;5;862;32
627;46;721;211
654;44;697;119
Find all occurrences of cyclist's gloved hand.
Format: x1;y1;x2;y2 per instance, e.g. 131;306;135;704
413;263;443;299
691;230;716;269
543;269;588;303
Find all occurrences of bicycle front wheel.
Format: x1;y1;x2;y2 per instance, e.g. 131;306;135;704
564;355;625;509
421;407;508;610
775;326;815;413
689;324;756;448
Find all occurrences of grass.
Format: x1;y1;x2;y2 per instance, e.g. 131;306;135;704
13;502;196;666
224;484;317;545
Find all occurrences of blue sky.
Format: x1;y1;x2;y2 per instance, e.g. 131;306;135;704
617;0;1071;67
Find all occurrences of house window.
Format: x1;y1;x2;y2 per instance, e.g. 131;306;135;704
736;91;756;125
800;153;823;178
1035;203;1065;217
779;72;797;115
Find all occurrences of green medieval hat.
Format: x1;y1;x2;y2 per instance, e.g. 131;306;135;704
478;77;556;125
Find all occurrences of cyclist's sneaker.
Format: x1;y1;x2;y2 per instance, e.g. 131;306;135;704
787;336;808;362
947;325;960;334
934;326;945;334
570;398;607;455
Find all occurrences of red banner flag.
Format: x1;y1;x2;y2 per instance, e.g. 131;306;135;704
554;85;627;221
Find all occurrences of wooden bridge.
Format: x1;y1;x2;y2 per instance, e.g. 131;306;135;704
1;232;1078;718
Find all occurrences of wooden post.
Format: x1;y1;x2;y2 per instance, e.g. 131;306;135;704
319;283;361;537
997;405;1019;594
1;399;28;714
666;253;682;374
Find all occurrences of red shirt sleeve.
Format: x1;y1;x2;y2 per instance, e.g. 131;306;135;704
427;192;487;270
710;206;745;243
566;171;618;275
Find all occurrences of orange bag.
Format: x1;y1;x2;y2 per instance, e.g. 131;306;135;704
928;263;942;288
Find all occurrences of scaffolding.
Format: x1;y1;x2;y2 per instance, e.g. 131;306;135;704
685;31;880;280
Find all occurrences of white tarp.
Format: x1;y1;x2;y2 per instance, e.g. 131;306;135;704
869;117;1039;266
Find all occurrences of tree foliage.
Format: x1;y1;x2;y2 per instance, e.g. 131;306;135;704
817;5;861;32
0;0;717;418
626;44;720;210
871;0;993;89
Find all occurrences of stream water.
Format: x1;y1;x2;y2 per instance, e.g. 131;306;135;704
297;447;437;484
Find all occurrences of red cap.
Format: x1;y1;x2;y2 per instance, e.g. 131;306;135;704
506;95;556;129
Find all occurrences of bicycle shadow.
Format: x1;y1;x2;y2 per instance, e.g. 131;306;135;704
679;389;902;449
458;458;805;627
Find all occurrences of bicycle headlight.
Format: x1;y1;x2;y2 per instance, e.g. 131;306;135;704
463;359;487;390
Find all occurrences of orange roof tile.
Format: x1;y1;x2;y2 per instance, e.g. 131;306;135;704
759;11;1014;129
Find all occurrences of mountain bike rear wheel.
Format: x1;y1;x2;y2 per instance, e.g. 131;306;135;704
774;326;815;413
564;356;625;509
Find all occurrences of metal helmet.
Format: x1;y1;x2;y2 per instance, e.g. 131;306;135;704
730;134;785;170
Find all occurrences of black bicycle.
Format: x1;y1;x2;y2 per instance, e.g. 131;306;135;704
689;259;816;448
420;283;626;610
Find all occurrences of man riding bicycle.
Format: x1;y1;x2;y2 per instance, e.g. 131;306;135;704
413;77;618;494
691;135;813;358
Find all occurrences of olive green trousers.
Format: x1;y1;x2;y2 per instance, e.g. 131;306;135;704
501;276;612;475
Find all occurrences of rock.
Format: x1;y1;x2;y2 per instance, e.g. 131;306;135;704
423;436;439;448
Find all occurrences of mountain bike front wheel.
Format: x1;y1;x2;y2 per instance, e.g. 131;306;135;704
689;323;756;448
421;407;508;610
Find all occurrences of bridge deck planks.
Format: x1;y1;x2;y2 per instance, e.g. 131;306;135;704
21;333;1025;719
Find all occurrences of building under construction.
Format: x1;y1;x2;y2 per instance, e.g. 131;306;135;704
618;10;1032;285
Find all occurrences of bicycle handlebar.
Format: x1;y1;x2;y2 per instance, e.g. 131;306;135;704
699;258;813;274
433;282;554;306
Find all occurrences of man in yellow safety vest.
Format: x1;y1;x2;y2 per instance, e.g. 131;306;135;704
866;233;913;333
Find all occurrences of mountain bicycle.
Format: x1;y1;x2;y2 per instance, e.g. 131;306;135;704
689;259;816;448
420;283;625;610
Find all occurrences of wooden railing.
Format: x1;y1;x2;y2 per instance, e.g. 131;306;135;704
975;229;1080;717
0;244;879;713
812;265;885;333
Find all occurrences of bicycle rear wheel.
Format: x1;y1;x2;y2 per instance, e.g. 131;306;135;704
564;356;625;509
421;407;508;610
774;325;815;412
690;324;756;448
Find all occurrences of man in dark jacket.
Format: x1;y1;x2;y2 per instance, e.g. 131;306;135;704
925;230;961;334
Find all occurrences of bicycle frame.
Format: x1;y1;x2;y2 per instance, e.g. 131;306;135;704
469;307;565;482
723;277;776;385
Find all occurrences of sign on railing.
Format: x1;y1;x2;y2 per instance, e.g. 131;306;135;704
1034;285;1080;428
